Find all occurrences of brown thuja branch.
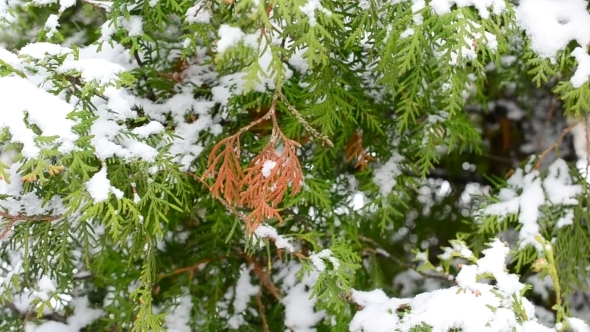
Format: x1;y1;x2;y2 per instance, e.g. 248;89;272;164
239;124;303;229
256;293;270;332
345;131;375;171
201;90;304;232
245;255;281;300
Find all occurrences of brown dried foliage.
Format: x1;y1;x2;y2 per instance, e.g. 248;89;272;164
345;131;375;171
202;92;303;231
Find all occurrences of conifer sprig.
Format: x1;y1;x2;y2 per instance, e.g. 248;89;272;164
202;90;304;230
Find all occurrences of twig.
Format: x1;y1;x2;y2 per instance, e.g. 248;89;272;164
133;49;144;67
358;235;451;282
255;293;270;332
534;119;581;169
157;256;226;281
64;75;108;101
278;92;333;147
0;212;61;240
2;299;67;323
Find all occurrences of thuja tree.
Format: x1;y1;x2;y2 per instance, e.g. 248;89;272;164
1;0;590;331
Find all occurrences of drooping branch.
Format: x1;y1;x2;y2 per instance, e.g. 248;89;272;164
1;299;67;324
0;212;61;240
201;90;304;231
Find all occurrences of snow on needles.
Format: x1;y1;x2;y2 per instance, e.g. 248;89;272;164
349;239;560;332
482;159;581;249
429;0;506;19
0;76;78;158
254;224;295;252
85;165;124;203
309;249;340;272
515;0;590;87
516;0;590;60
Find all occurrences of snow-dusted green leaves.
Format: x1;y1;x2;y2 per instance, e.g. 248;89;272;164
517;0;590;117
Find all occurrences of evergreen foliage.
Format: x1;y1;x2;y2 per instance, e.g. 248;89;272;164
0;0;589;331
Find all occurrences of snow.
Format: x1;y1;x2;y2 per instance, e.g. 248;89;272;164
571;47;590;88
569;318;590;332
58;58;125;85
38;275;56;293
299;0;332;27
372;152;403;197
411;0;425;25
516;0;590;60
99;20;116;42
224;265;260;329
261;160;277;178
19;42;72;59
27;296;104;331
254;224;295;252
186;3;211;24
0;76;78;158
274;262;324;331
217;25;246;53
85;165;124;202
556;210;574;228
131;121;165;138
309;249;339;272
400;28;414;39
349;240;554;332
515;0;590;87
429;0;506;19
164;291;193;332
120;16;143;37
44;14;59;38
58;0;76;11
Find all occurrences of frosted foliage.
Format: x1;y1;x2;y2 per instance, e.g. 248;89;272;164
429;0;506;19
482;159;581;249
0;39;221;172
515;0;590;87
0;0;589;331
349;240;560;332
309;249;340;272
85;165;123;202
516;0;590;60
254;224;295;252
299;0;332;27
0;76;78;158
